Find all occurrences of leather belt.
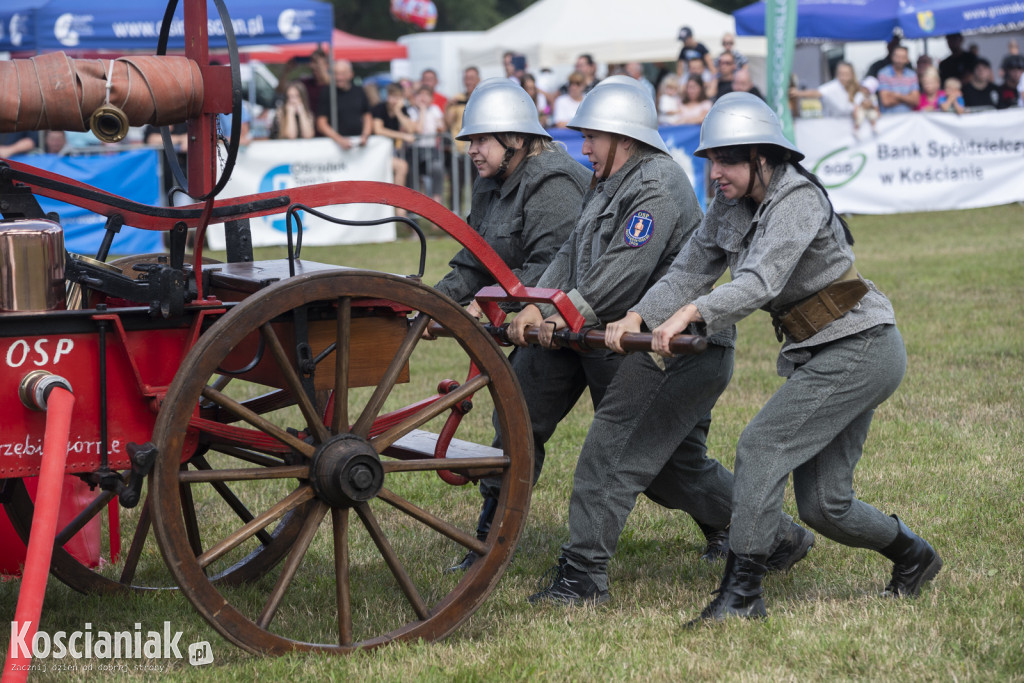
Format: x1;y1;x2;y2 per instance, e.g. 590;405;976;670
772;264;868;343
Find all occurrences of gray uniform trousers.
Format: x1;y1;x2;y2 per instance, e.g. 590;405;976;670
561;344;791;592
731;323;905;555
479;344;624;500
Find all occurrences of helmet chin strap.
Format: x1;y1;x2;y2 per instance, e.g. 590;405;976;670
590;135;620;189
493;134;518;178
744;146;759;198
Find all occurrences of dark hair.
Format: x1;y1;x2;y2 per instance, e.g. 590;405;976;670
711;144;854;245
578;54;595;67
682;76;707;103
421;68;437;78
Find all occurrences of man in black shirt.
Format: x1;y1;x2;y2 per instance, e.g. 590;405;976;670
996;54;1024;108
315;59;371;149
938;33;977;84
961;58;1000;108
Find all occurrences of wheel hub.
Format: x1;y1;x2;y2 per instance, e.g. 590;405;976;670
310;434;384;508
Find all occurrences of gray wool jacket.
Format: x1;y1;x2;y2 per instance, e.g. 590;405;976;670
434;144;590;307
634;162;895;375
536;149;726;337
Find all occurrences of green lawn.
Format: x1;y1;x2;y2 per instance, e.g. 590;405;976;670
2;203;1022;681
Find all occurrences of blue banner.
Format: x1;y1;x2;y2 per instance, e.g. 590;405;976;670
2;0;333;53
547;124;708;211
11;149;164;256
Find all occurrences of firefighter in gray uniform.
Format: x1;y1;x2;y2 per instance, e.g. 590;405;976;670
609;93;941;623
433;78;591;572
522;83;812;605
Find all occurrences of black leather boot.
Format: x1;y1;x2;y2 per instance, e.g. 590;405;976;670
444;496;498;573
765;522;815;573
696;522;730;563
687;552;768;626
879;515;942;598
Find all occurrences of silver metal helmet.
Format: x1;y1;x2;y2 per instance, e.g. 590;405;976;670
567;81;668;154
456;77;550;140
695;92;803;161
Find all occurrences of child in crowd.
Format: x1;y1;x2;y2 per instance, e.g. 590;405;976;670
939;78;966;114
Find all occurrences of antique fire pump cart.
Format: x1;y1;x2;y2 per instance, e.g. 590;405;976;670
0;0;704;671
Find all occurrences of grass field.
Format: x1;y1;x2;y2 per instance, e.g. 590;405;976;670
2;203;1022;681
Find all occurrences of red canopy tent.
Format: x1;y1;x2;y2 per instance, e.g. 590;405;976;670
244;28;407;64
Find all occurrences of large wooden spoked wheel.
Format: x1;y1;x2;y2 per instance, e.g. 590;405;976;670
1;254;303;595
150;270;533;655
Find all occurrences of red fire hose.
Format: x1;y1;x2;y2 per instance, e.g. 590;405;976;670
3;380;75;683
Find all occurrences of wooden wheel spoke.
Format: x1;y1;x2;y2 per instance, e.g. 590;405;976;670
197;486;315;569
370;373;490;452
377;488;486;556
256;502;329;629
178;465;310;484
354;503;429;621
191;455;274;546
203;444;288;468
382;456;509;474
260;323;330;444
180;470;203;558
331;508;353;646
118;499;152;585
200;386;315;458
332;297;351;435
55;488;116;546
351;313;431;438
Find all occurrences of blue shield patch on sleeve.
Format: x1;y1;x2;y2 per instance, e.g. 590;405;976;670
624;210;654;248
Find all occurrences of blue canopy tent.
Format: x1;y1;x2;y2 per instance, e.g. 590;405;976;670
735;0;901;41
898;0;1024;38
1;0;333;53
734;0;1024;41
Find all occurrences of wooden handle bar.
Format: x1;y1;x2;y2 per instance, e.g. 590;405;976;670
427;321;707;355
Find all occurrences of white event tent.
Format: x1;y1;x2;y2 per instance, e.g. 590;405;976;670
459;0;766;69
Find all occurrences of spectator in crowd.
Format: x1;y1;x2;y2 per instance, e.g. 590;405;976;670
408;85;446;203
677;25;712;77
278;48;331;114
713;52;739;100
574;54;600;94
677;76;712;124
916;55;934;85
552;71;587;127
421;68;447;110
685;55;715;94
0;131;36;158
716;32;748;70
521;73;551;127
789;62;878;135
867;33;902;78
962;58;1000;108
731;68;763;100
446;66;481;156
940;78;966;114
939;33;977;84
656;74;684;125
271;81;316;140
916;66;944;111
503;51;527;83
625;62;657;102
42;130;66;154
315;59;372;150
877;46;919;113
996;54;1024;107
371;82;416;212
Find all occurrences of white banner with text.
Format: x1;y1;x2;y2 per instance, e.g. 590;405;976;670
207;136;397;250
794;109;1024;214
